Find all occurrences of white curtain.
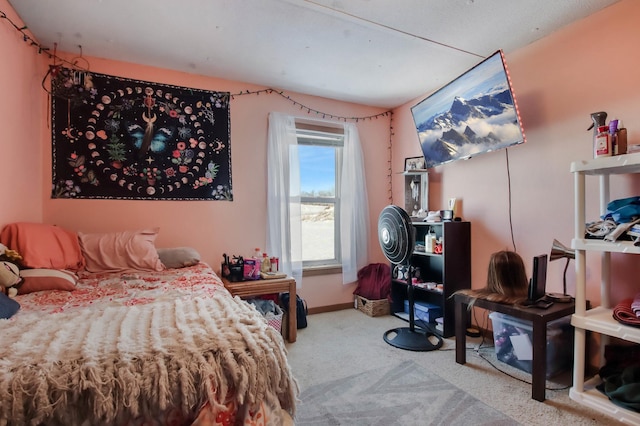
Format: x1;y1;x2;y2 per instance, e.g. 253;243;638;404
340;122;370;284
266;112;303;286
266;113;370;287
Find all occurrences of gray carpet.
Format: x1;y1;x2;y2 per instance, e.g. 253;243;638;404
296;360;518;425
286;309;614;426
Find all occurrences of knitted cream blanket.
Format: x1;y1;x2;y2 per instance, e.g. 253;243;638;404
0;293;296;426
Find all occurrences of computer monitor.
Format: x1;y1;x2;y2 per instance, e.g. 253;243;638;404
528;254;548;302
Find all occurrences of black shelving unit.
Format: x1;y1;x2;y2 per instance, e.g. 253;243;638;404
390;220;471;338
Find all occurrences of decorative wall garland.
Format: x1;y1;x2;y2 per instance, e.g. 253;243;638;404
2;8;395;203
230;88;391;122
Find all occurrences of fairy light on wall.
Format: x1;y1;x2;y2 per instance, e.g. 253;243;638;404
387;111;394;204
230;88;392;122
3;8;397;201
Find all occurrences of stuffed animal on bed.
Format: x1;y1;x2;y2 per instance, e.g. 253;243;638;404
0;261;22;298
0;243;24;298
0;242;23;264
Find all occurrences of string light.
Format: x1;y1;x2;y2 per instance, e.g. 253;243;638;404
388;111;394;204
3;8;393;123
230;88;395;199
3;7;397;192
0;10;87;68
230;89;392;123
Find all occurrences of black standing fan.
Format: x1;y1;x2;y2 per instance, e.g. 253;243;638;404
378;205;442;351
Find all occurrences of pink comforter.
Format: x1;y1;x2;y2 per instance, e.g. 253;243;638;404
6;263;295;426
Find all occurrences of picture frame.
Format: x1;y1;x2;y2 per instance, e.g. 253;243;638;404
404;156;426;172
404;173;428;218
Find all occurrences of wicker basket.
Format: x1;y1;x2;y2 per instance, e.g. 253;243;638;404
355;295;390;317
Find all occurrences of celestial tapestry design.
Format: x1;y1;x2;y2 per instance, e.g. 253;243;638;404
51;68;232;200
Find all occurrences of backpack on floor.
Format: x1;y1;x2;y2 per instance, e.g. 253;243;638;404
280;292;308;329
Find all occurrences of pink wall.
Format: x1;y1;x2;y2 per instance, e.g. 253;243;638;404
39;59;391;307
0;0;389;309
3;0;639;311
392;0;640;311
0;0;44;225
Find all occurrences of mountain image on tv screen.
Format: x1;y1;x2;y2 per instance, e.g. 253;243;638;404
411;50;525;169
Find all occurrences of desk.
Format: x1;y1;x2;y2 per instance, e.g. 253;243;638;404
454;293;575;402
222;277;297;343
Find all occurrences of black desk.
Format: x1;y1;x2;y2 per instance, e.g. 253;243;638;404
454;293;575;402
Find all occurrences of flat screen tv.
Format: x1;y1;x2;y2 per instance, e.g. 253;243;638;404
411;50;526;169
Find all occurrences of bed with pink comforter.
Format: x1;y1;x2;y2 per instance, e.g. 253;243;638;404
0;224;296;426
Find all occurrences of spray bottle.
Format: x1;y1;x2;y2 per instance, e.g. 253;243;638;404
588;112;608;158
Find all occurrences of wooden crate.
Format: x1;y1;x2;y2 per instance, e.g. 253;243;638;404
355;295;390;317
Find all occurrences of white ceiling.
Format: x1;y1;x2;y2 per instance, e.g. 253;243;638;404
7;0;619;108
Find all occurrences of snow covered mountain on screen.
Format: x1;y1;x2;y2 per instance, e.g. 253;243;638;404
411;51;525;169
417;89;521;168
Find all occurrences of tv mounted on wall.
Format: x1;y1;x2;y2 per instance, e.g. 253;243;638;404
411;50;526;169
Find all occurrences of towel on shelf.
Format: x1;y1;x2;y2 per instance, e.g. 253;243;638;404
631;293;640;317
613;299;640;327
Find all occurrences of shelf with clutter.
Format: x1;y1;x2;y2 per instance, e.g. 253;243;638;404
570;147;640;424
389;220;470;338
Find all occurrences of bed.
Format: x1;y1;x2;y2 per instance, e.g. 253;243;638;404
0;223;297;426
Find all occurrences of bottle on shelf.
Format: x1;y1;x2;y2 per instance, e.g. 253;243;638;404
425;230;436;253
594;125;612;158
261;253;271;273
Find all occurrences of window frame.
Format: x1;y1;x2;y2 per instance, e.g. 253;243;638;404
295;123;344;269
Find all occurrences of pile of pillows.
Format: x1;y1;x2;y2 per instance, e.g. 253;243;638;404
0;222;201;318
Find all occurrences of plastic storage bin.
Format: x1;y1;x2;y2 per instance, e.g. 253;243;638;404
403;300;442;323
489;312;574;378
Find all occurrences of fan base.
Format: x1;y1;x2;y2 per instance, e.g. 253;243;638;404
383;327;443;351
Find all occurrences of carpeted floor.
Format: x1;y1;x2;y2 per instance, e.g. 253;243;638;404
296;359;518;425
286;308;614;426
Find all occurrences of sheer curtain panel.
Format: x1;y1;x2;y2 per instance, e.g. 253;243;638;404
266;113;369;287
266;112;303;285
340;122;370;284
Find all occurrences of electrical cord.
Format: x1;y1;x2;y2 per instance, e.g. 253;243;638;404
505;148;517;252
459;309;569;391
471;345;570;391
413;313;571;391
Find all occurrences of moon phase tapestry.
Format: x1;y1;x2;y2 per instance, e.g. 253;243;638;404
51;67;232;201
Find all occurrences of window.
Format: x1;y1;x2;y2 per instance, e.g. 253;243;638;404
267;112;368;284
296;123;344;268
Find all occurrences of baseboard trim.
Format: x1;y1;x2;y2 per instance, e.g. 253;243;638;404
308;303;353;315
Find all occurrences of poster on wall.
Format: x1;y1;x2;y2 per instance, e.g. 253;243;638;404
51;68;232;200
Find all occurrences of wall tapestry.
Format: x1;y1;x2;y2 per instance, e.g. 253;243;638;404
51;68;232;200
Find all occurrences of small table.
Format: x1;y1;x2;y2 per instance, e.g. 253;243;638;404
222;276;297;343
454;293;575;402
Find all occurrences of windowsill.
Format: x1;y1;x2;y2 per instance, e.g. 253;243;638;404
303;265;342;277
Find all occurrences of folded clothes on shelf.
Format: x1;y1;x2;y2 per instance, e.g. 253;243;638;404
613;299;640;326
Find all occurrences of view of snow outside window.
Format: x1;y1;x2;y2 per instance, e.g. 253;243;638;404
299;144;336;262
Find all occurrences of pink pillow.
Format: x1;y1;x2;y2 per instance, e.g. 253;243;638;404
78;228;165;273
0;222;85;271
18;269;78;294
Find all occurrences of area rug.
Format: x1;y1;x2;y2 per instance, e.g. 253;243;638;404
295;360;520;425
